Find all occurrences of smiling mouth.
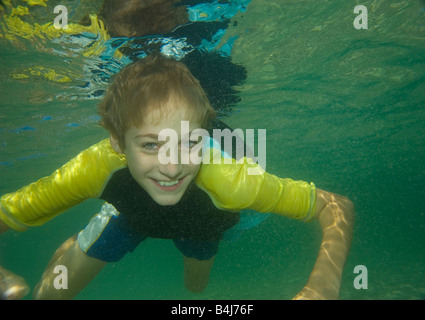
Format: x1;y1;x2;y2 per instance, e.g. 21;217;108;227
151;177;185;191
158;180;179;186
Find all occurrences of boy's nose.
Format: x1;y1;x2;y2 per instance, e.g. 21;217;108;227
157;143;184;178
158;161;183;179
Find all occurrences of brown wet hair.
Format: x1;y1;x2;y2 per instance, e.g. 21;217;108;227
98;54;216;148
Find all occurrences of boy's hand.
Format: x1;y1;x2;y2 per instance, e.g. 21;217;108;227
0;266;30;300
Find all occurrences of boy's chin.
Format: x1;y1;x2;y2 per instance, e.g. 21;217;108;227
150;193;185;206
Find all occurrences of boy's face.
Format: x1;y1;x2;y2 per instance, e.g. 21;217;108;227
111;107;203;206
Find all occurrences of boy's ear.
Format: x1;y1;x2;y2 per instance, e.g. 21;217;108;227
109;135;123;153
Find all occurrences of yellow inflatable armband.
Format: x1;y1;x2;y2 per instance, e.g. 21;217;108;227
0;139;126;230
196;148;316;221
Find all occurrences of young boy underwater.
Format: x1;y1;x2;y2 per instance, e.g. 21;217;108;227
0;54;354;300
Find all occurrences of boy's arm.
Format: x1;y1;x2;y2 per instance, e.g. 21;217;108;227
0;139;124;299
0;139;126;231
197;153;354;299
293;189;354;300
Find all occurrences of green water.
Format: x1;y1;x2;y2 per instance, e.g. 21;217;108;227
1;0;425;300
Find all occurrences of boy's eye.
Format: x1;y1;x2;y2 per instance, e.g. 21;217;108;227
141;140;200;153
141;142;160;151
181;140;199;150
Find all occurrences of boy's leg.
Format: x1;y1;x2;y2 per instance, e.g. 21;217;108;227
183;255;215;293
33;235;106;300
0;219;30;300
0;265;29;300
173;238;219;293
